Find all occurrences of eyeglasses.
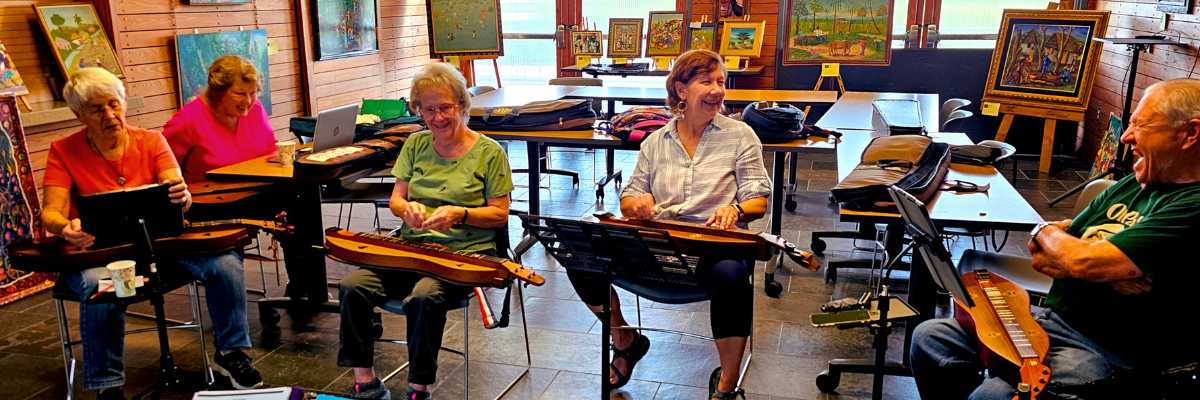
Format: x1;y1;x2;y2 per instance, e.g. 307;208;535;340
420;103;459;117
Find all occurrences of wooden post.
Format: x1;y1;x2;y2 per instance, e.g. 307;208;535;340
991;103;1084;175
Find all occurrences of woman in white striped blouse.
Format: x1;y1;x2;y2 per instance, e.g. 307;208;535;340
565;49;772;400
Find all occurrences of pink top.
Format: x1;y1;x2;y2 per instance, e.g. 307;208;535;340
163;98;275;184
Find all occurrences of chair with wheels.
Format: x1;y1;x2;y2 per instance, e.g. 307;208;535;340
940;98;971;122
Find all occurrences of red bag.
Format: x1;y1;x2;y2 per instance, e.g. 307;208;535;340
599;107;672;144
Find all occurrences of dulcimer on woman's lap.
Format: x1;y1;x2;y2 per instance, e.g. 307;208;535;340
592;212;819;270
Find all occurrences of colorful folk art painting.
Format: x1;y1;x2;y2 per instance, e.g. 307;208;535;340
34;4;124;78
608;18;644;58
982;10;1108;112
426;0;503;56
314;0;379;60
718;21;765;57
647;12;685;57
0;42;28;97
175;30;272;114
572;31;603;57
782;0;894;65
0;96;53;306
689;26;716;51
1090;114;1122;178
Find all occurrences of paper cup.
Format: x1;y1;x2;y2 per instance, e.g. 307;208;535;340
276;141;298;165
106;260;137;298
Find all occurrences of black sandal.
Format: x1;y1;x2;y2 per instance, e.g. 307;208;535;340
609;333;650;389
709;367;745;400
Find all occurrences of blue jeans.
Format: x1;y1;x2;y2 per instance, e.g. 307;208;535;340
909;308;1131;400
53;251;251;390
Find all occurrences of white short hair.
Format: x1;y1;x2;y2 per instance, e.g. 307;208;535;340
409;62;471;116
1145;79;1200;129
63;67;126;115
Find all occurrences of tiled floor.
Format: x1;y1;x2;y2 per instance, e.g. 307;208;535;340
0;141;1091;399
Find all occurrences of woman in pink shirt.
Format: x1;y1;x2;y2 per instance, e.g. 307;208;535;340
163;55;275;184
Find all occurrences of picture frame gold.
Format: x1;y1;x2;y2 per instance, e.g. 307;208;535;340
607;18;644;59
646;11;686;57
34;4;125;79
688;25;716;51
571;31;603;57
981;9;1109;112
718;20;766;57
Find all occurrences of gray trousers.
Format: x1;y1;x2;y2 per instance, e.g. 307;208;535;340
337;268;472;385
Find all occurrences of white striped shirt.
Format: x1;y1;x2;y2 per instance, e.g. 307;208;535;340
620;113;772;224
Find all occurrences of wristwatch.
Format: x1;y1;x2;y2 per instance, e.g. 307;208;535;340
730;203;745;218
1029;222;1050;241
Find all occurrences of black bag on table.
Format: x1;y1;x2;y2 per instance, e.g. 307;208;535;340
468;99;598;131
741;101;806;143
831;135;951;211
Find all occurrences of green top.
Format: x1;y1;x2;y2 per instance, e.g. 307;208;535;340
1047;175;1200;367
391;131;513;253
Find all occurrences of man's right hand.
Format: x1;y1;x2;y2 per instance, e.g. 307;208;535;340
399;202;428;229
624;193;656;220
61;218;95;249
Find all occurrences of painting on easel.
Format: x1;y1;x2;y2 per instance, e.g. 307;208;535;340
0;42;28;97
426;0;503;57
781;0;894;66
688;26;716;51
982;9;1109;112
1090;113;1122;178
1;95;55;306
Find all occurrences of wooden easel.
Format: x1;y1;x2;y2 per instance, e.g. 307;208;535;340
992;103;1084;175
15;95;32;111
454;55;501;88
813;74;846;95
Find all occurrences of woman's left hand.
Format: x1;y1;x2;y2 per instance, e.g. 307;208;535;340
422;205;466;232
705;205;739;230
164;177;191;210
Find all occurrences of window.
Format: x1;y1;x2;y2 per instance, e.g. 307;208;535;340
474;0;557;87
935;0;1054;48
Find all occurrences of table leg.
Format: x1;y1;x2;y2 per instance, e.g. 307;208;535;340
526;141;542;216
771;153;785;235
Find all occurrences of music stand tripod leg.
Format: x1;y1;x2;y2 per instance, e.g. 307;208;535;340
130;219;195;398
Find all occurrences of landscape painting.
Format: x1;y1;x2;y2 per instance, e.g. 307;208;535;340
982;10;1109;112
689;26;715;51
313;0;379;60
572;31;603;57
426;0;503;56
718;21;766;57
175;30;272;114
608;18;644;58
34;4;124;78
647;11;685;57
1;42;28;97
782;0;894;65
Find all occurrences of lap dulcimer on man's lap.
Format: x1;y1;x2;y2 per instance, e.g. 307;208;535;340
955;270;1052;400
591;212;819;270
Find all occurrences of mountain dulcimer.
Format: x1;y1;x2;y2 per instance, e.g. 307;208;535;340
592;212;819;270
323;228;545;288
955;270;1052;400
8;227;253;273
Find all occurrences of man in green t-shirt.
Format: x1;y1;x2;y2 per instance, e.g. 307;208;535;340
911;79;1200;399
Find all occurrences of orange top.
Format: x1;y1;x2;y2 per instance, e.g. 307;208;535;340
43;126;179;215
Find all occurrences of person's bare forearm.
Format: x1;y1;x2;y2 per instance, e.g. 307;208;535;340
1034;225;1142;282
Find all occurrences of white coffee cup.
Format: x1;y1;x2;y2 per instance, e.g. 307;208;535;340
276;141;298;165
106;260;137;298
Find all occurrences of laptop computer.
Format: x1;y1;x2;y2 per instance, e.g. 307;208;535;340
312;103;360;152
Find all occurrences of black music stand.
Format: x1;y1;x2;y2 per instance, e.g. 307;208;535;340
1050;36;1187;206
519;214;701;399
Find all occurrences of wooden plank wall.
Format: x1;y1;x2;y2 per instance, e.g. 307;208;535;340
1085;1;1200;162
692;0;778;89
2;0;432;197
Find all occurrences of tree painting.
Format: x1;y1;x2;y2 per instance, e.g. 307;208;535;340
783;0;893;65
34;5;124;78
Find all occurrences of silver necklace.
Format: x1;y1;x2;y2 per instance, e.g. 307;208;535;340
87;134;127;186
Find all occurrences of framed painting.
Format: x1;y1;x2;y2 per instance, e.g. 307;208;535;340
313;0;380;60
572;31;603;57
782;0;894;65
1;42;29;97
175;29;272;114
1090;113;1122;178
1;95;55;306
718;20;766;57
34;4;124;79
688;25;716;51
1157;0;1193;14
426;0;503;57
719;0;750;18
184;0;253;4
647;11;685;57
607;18;644;58
982;9;1109;112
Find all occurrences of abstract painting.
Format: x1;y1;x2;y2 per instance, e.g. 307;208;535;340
572;31;603;57
982;9;1109;112
426;0;503;56
607;18;644;59
0;96;54;306
647;11;685;57
718;20;766;57
688;26;716;51
313;0;379;60
1;42;28;97
34;4;124;78
1090;113;1122;178
782;0;893;65
175;30;272;114
1157;0;1193;14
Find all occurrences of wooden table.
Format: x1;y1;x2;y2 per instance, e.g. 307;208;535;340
560;65;764;88
563;86;838;117
816;92;941;133
469;85;582;108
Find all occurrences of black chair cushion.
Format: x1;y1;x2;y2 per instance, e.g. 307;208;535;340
612;278;709;305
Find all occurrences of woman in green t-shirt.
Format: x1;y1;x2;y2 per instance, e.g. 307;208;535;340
336;63;513;400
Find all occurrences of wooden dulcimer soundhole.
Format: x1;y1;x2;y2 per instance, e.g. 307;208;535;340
324;228;546;288
955;270;1052;400
592;212;819;270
